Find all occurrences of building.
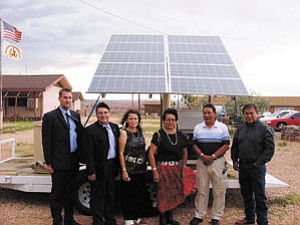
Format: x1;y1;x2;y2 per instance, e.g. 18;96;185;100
72;92;84;112
1;74;72;121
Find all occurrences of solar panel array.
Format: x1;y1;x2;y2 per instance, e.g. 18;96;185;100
88;34;248;95
168;35;248;95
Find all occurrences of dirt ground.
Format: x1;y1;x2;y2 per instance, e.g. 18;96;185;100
1;130;300;225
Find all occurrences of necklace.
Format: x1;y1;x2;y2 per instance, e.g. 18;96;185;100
164;129;178;146
128;129;140;140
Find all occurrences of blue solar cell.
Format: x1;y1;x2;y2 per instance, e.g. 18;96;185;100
170;64;239;78
101;52;164;63
171;78;248;95
95;63;165;76
169;53;232;64
168;35;221;43
106;42;164;52
88;75;166;93
110;34;164;43
168;43;227;53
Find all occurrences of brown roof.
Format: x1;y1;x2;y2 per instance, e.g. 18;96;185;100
72;92;84;101
2;74;72;92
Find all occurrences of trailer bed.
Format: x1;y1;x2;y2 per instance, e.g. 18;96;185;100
0;158;51;192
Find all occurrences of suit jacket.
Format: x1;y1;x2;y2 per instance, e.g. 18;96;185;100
84;121;120;176
42;108;84;170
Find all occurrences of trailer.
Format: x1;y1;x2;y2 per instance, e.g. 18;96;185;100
0;132;289;216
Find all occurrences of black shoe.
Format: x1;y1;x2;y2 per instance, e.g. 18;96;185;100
53;219;62;225
159;213;167;225
189;217;203;225
165;210;180;225
209;219;220;225
64;219;81;225
235;218;255;225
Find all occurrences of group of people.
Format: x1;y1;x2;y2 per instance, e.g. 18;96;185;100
42;88;275;225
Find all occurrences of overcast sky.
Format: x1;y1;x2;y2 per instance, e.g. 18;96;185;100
1;0;300;99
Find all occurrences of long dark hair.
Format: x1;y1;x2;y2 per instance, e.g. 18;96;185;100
121;109;143;133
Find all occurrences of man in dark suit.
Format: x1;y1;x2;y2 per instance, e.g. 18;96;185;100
42;88;83;225
84;102;120;225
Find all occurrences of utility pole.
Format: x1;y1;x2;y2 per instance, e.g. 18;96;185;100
0;18;3;132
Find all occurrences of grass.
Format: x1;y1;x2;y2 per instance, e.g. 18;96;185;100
270;193;300;206
15;143;34;157
2;121;34;134
277;141;288;147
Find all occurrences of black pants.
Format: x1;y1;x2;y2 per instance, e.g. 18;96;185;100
120;172;152;220
50;156;79;222
239;163;268;225
90;159;117;225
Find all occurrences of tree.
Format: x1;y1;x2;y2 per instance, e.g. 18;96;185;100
225;90;270;125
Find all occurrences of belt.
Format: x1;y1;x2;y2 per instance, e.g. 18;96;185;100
125;155;145;164
158;161;180;166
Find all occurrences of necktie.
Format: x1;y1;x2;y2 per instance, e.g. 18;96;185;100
104;124;116;159
65;113;70;128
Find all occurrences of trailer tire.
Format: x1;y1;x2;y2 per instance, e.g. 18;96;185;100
75;172;91;215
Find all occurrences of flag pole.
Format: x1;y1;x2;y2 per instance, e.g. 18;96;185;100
0;18;3;132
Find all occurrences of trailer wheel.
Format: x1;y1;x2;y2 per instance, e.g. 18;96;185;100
75;172;91;215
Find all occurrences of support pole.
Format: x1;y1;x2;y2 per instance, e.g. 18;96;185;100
0;19;3;132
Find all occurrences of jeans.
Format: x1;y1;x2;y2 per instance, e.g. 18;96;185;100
239;162;268;225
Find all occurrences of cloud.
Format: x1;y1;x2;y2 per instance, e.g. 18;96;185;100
1;0;300;98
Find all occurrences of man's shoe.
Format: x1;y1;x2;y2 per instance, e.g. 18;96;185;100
189;217;203;225
64;219;81;225
235;218;255;225
53;219;62;225
209;219;220;225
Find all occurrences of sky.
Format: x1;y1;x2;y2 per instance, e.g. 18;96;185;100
1;0;300;99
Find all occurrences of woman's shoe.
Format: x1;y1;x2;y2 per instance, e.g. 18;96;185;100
134;218;147;225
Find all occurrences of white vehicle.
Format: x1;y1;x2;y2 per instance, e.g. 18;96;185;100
260;110;295;122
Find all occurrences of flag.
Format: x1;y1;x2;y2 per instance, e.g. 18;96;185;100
3;21;22;42
3;40;22;60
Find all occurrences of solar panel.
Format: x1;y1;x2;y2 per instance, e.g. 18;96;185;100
167;35;247;95
106;42;164;52
87;34;248;96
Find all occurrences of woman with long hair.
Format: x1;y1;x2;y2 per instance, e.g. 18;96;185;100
119;109;149;225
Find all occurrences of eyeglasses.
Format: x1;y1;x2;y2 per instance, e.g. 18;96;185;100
165;119;176;122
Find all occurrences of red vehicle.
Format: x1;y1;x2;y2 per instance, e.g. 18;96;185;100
265;111;300;130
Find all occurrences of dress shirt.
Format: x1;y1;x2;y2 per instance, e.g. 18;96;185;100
102;123;116;159
59;107;77;152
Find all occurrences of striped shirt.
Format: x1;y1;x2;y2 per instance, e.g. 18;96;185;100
193;120;230;155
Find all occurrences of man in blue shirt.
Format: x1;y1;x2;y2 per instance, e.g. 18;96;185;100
42;88;83;225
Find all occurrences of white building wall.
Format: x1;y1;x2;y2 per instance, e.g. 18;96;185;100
43;86;61;114
73;99;81;112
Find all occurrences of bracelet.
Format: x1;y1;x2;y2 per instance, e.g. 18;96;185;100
122;168;127;171
183;165;187;168
152;167;157;171
211;154;217;160
200;153;204;158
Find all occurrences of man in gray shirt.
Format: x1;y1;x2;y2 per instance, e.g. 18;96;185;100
231;103;275;225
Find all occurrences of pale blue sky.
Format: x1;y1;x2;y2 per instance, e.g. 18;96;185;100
1;0;300;99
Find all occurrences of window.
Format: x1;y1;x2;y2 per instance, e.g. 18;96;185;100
7;98;27;107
